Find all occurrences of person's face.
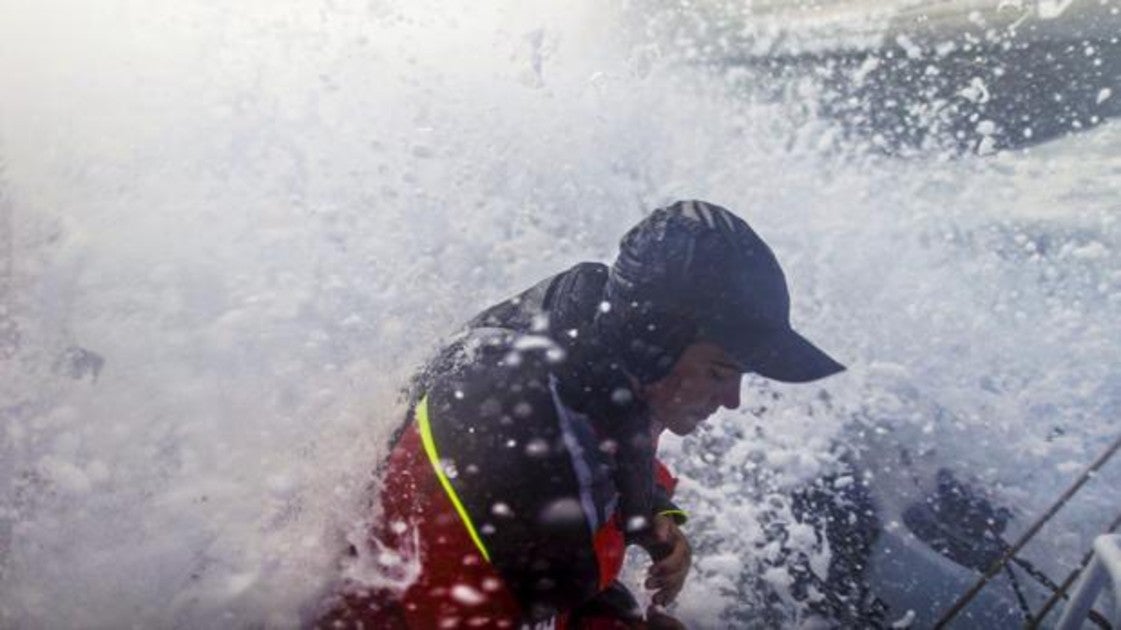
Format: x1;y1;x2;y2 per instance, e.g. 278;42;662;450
640;342;744;436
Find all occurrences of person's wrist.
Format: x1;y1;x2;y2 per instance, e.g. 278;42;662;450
637;515;674;560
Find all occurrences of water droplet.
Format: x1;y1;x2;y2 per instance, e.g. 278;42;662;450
525;438;549;457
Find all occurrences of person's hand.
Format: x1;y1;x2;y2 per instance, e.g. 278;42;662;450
643;513;691;606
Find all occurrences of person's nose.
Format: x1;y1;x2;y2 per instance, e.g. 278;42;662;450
718;376;742;410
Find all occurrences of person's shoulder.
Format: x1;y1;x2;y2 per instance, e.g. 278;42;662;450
417;261;607;415
423;327;564;420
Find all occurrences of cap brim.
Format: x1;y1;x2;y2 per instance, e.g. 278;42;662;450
734;327;846;383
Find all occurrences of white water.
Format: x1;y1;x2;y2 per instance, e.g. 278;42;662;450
2;0;1119;627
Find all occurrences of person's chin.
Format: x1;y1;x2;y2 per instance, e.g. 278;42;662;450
669;415;703;436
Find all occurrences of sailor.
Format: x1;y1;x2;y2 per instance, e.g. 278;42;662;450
318;200;845;628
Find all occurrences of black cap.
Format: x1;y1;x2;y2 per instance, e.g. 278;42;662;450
605;200;844;383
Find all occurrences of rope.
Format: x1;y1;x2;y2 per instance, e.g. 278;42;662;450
1004;564;1032;622
1028;510;1121;628
933;433;1121;629
1010;556;1063;593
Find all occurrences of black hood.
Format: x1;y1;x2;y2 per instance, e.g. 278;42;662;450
543;263;657;535
463;262;658;535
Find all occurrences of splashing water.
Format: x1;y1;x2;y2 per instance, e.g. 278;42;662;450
2;0;1120;627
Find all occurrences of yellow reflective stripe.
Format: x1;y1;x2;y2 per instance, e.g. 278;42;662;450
658;509;689;524
415;395;492;562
